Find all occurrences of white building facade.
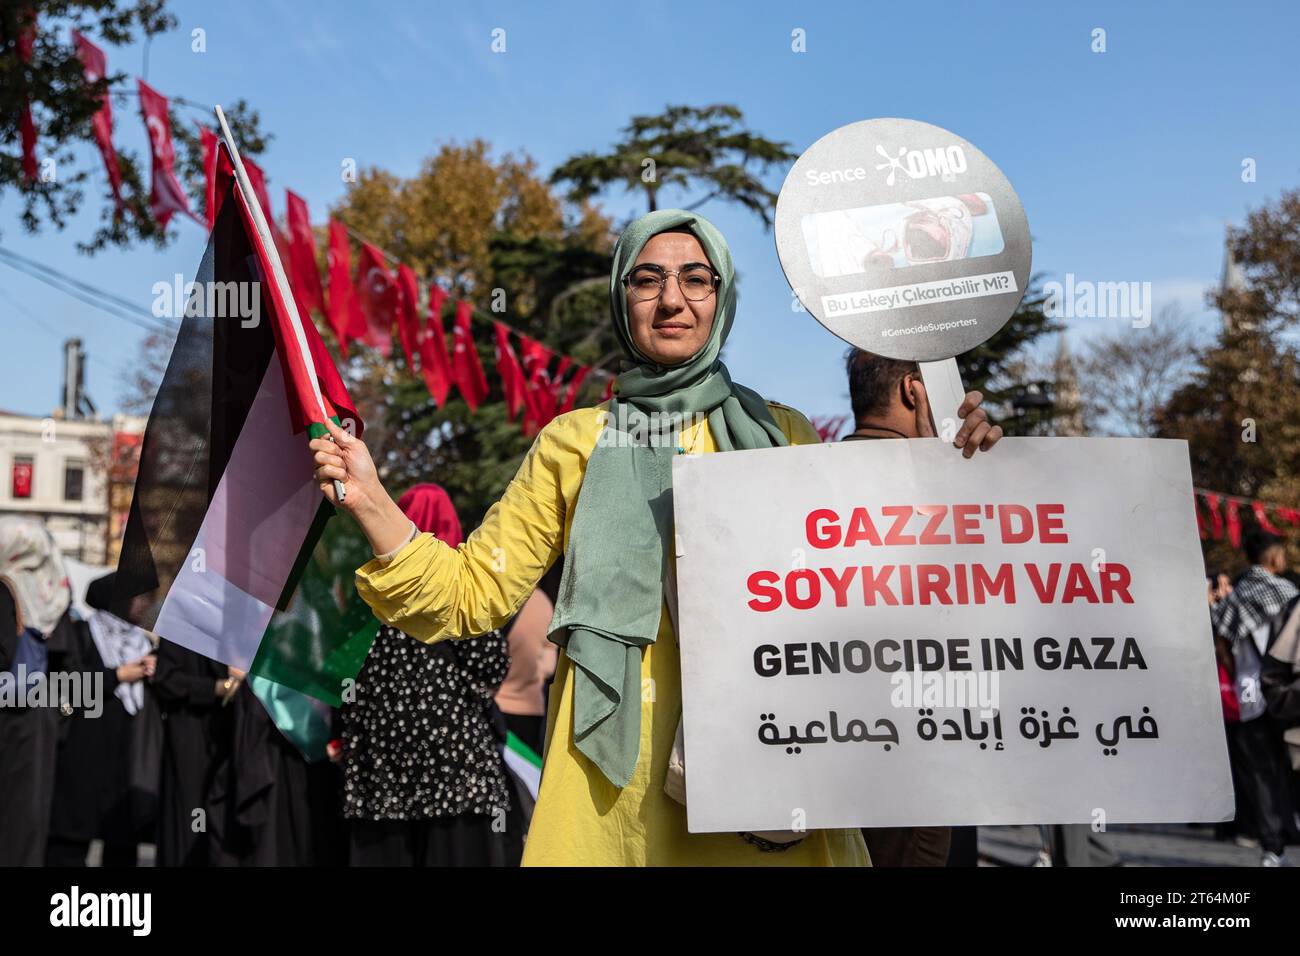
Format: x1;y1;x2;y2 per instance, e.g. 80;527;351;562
0;411;142;564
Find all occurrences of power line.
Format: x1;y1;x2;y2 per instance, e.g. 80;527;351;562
0;244;176;325
0;247;178;337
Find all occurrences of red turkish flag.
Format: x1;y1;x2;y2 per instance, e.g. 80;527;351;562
199;124;222;229
1252;501;1283;535
557;364;591;414
353;242;397;357
518;336;555;434
449;301;488;411
535;355;571;427
603;376;615;402
241;156;273;224
1225;499;1243;549
17;13;37;183
420;285;452;408
238;155;292;265
395;264;421;371
137;79;196;229
492;322;528;421
72;30;124;211
1203;493;1224;540
326;219;363;357
285;190;326;319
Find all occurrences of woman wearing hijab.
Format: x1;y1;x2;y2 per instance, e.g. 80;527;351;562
46;572;156;867
310;210;1001;865
0;517;72;865
339;483;512;866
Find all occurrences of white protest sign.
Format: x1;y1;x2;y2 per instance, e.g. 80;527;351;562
672;438;1234;833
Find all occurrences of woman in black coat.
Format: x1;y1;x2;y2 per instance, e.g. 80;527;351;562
45;573;155;866
151;638;237;866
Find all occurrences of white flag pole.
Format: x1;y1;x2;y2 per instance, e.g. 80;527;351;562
213;104;346;503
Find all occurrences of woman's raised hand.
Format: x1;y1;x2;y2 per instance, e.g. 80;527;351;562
309;417;380;514
308;418;416;556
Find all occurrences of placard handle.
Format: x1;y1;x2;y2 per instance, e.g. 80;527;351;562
919;357;966;440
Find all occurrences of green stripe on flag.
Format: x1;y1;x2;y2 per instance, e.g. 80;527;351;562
506;731;543;770
249;502;379;707
306;414;345;440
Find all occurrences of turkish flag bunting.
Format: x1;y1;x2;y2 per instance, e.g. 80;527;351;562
1252;501;1283;535
519;336;555;434
449;301;489;411
537;356;573;425
137;79;197;228
72;30;125;211
285;190;326;318
1225;499;1242;549
395;264;421;371
1203;493;1224;540
557;364;591;414
492;322;528;421
199;125;223;229
17;13;37;182
326;219;363;357
240;156;293;266
353;242;396;357
420;285;452;408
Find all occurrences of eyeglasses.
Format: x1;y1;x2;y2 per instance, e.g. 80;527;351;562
623;264;720;302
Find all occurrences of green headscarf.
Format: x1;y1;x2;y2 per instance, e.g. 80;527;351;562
547;209;789;788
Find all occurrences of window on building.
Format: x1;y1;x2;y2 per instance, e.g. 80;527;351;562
12;456;33;499
64;460;85;502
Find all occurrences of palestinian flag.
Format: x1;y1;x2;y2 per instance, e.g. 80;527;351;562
112;117;374;705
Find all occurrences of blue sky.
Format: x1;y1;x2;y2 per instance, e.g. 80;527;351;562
2;0;1298;421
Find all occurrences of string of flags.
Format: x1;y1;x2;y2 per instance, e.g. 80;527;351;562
809;415;850;443
18;18;614;436
1194;488;1300;547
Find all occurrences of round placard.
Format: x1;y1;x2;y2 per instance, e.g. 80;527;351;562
775;118;1031;361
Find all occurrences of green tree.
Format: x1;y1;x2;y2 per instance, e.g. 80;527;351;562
957;277;1063;435
1156;190;1300;573
1;2;273;253
2;1;173;250
550;104;797;228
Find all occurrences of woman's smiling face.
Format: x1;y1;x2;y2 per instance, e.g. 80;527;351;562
626;229;717;366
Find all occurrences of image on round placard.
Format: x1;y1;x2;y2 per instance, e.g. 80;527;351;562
775;118;1031;362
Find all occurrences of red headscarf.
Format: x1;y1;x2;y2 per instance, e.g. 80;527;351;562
397;483;463;547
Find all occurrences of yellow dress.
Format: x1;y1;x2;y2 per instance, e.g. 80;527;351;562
354;400;871;867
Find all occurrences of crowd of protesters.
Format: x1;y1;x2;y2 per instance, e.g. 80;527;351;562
1209;527;1300;865
4;346;1299;867
0;495;558;868
2;207;1298;867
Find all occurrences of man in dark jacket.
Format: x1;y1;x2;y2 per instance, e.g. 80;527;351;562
841;348;1002;865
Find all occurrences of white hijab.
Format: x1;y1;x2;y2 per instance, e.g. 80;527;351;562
0;516;70;637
